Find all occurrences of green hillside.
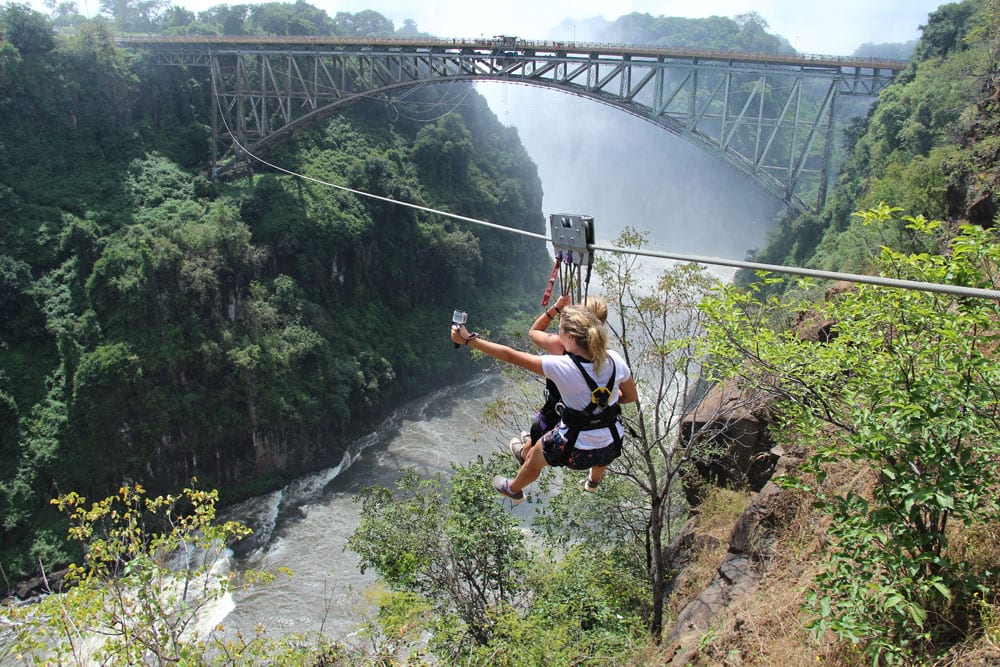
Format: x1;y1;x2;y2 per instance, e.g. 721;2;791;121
0;6;547;577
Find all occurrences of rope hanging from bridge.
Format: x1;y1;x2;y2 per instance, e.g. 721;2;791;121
214;103;1000;303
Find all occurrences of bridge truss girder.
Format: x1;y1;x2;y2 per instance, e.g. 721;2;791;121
130;39;901;211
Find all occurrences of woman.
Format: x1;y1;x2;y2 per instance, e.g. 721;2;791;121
514;294;609;475
451;304;637;505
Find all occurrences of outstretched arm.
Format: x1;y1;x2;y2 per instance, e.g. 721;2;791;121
451;324;544;375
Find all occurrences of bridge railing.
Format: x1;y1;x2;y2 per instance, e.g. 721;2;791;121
114;34;910;72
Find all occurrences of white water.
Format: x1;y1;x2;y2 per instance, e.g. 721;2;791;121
216;373;520;644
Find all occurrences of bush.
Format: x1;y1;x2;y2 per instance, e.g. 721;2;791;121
2;482;358;666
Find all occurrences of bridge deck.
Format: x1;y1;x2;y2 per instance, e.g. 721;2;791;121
116;35;909;74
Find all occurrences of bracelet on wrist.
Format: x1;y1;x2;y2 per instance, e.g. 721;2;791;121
464;332;480;346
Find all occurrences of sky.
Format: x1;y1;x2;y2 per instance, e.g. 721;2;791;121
303;0;945;55
49;0;946;56
234;0;930;56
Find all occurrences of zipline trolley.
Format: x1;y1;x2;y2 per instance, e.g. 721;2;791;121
543;213;595;306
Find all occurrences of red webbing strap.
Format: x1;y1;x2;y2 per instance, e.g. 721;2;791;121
541;253;561;306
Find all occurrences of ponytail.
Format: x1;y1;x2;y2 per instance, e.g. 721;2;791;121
587;320;608;374
560;305;609;373
583;295;608;324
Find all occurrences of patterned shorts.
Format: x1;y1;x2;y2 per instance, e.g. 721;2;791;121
541;428;621;471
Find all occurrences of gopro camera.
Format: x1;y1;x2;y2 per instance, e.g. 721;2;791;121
452;310;468;348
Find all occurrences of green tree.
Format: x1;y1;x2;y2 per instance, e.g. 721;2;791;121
332;9;392;36
349;458;647;665
466;546;645;667
155;6;196;33
0;3;55;54
0;377;19;537
912;0;979;61
603;238;723;641
59;21;140;138
98;0;167;32
349;459;528;648
596;12;792;53
395;18;427;38
247;1;333;36
0;39;18;102
3;483;358;665
7;484;251;663
198;3;250;35
702;207;1000;663
44;0;84;28
412;113;474;188
0;368;71;574
853;40;916;60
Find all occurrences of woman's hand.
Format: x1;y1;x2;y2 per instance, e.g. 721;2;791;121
555;294;571;311
451;323;471;345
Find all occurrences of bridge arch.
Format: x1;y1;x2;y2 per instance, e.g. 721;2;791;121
119;35;905;211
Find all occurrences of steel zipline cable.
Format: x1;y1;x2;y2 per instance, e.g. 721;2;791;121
215;108;1000;302
591;244;1000;301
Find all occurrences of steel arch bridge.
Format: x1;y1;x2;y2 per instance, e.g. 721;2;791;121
118;35;906;211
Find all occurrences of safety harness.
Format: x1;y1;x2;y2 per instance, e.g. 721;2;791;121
533;377;563;440
558;354;623;450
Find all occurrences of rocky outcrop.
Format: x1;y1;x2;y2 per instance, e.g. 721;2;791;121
679;279;855;504
667;280;852;661
3;569;69;602
792;280;855;344
946;71;1000;229
680;379;778;505
662;449;805;665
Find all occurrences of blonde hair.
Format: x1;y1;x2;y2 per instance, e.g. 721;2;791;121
583;295;608;324
560;304;609;373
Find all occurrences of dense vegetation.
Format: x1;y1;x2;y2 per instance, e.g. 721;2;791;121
703;211;1000;665
552;11;794;54
0;3;547;577
744;0;999;287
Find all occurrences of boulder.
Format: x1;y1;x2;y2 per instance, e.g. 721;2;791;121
6;568;69;601
680;379;777;504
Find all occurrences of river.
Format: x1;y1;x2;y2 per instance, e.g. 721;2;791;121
215;372;526;645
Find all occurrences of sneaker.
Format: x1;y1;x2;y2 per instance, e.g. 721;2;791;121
492;476;525;505
582;477;600;494
508;437;526;466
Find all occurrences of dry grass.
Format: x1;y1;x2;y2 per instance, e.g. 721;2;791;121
933;521;1000;666
664;487;751;621
682;480;843;667
639;445;1000;666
